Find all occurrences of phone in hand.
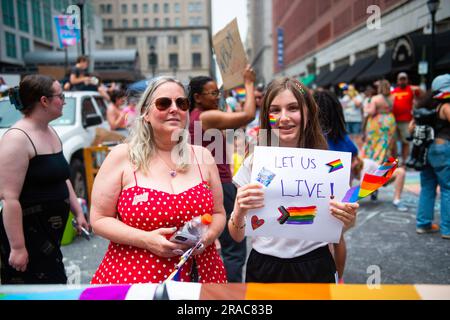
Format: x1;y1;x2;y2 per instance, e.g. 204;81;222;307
169;230;199;246
72;218;90;241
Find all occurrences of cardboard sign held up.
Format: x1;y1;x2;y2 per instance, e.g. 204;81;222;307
213;18;248;90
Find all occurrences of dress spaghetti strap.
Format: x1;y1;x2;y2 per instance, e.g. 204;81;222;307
49;126;63;149
191;145;204;181
5;128;38;156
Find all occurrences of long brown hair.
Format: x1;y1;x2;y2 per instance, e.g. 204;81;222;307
258;77;327;150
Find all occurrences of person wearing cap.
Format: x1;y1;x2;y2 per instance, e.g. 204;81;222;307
391;72;423;165
414;74;450;240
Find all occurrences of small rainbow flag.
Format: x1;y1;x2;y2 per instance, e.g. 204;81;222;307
342;158;398;203
434;91;450;100
326;159;344;173
234;87;246;101
269;115;277;127
277;206;317;225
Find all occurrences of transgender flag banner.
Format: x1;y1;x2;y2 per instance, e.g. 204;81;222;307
54;15;80;48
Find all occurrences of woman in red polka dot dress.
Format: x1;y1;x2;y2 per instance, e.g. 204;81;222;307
90;77;227;284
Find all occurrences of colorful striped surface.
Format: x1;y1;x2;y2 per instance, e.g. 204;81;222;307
326;159;344;173
434;91;450;100
1;283;449;300
234;87;246;101
269;115;277;127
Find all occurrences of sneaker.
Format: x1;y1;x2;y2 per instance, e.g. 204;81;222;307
370;190;378;201
442;234;450;240
393;200;408;212
416;224;440;234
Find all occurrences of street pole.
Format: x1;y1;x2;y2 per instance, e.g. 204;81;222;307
430;10;436;86
78;1;85;56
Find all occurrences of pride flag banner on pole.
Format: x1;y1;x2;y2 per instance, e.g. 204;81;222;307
342;158;398;203
54;15;80;48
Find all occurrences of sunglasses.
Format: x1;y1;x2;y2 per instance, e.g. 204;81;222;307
47;93;65;101
153;97;189;111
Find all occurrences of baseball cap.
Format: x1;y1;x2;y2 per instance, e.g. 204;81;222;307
397;72;408;80
432;74;450;99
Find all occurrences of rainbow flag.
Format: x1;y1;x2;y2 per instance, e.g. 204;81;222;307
234;87;246;101
326;159;344;173
434;91;450;100
277;206;317;225
269;115;277;127
342;158;398;203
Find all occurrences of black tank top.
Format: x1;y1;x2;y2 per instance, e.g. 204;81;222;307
8;128;70;205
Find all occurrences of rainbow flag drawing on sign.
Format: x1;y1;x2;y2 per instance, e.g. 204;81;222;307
277;206;317;225
326;159;344;173
342;158;398;203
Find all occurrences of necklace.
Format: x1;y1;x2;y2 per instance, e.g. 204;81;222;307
156;152;177;177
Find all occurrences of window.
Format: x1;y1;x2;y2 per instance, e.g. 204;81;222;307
94;97;107;119
147;36;157;46
32;1;42;38
169;53;178;68
126;37;137;46
191;34;201;45
154;18;160;27
104;36;113;46
20;37;30;59
99;4;106;13
121;4;127;14
2;0;15;28
81;98;98;126
143;3;148;13
164;18;170;27
168;36;178;45
192;53;202;68
107;19;113;28
133;19;139;28
17;0;29;32
106;4;112;13
5;32;17;58
153;3;159;13
196;2;202;12
188;3;194;12
132;4;138;13
143;18;149;27
43;0;53;42
163;3;169;13
174;3;180;13
122;19;128;28
174;18;180;27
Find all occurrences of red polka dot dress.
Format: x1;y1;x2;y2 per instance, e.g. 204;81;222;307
91;161;227;285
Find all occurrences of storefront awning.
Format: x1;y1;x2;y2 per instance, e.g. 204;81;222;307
316;64;348;87
331;56;376;85
356;49;392;83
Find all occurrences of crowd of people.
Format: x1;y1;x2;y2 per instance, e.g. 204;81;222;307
0;56;448;285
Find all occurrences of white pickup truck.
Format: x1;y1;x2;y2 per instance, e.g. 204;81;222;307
0;91;110;200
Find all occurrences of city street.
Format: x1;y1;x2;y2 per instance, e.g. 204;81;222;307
62;170;450;285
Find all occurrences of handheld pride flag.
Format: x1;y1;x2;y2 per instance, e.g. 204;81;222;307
165;241;203;282
342;158;398;203
234;87;246;101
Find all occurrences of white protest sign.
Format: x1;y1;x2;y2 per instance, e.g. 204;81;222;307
247;146;352;243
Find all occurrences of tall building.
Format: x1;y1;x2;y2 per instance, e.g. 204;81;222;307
94;0;213;83
268;0;450;88
247;0;273;87
0;0;99;73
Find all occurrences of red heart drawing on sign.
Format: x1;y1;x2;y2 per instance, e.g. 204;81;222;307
251;215;265;230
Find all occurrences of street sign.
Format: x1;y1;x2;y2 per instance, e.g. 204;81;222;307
277;27;284;68
418;61;428;75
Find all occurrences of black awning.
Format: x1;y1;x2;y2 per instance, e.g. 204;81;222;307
315;71;330;86
316;64;348;87
356;49;392;82
331;55;376;85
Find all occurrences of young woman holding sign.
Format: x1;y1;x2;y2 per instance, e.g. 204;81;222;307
229;78;359;283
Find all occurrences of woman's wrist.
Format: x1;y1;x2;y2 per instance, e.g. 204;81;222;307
230;211;246;230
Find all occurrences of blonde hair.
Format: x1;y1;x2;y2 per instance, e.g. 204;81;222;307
126;76;190;174
378;80;391;96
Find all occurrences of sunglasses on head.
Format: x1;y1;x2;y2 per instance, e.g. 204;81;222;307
153;97;189;111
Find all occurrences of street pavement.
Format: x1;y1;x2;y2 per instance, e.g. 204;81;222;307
62;170;450;285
